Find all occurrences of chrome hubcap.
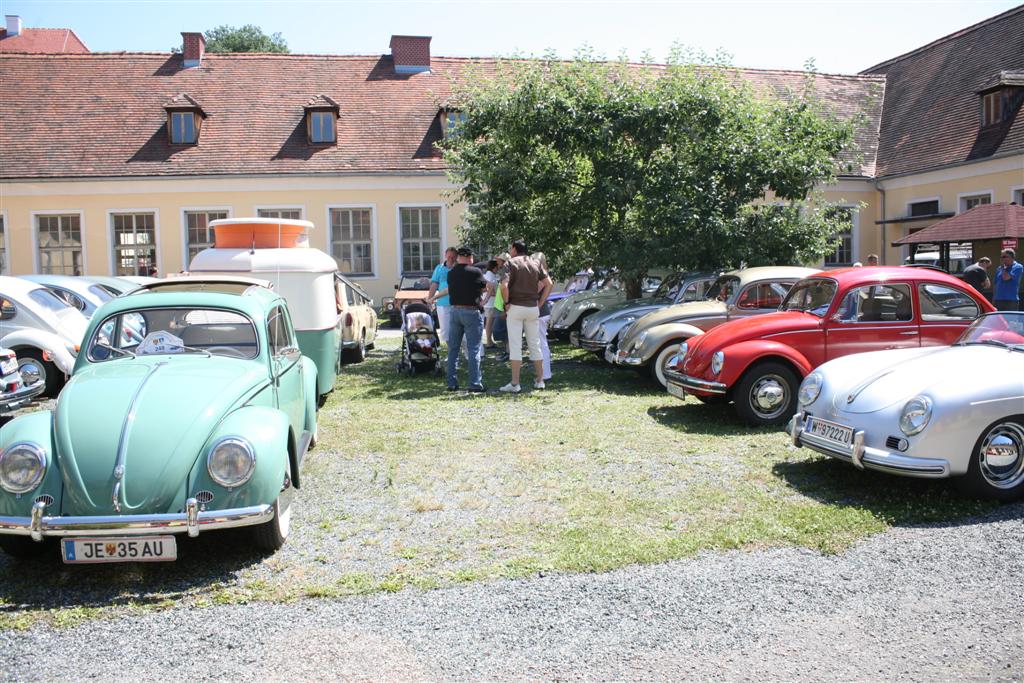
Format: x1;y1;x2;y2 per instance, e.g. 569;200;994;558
18;360;44;386
750;375;788;419
979;422;1024;490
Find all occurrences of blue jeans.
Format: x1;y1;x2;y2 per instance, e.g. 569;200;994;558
447;307;484;388
493;312;508;343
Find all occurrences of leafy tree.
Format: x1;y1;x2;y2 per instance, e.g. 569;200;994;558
440;51;859;296
203;24;289;53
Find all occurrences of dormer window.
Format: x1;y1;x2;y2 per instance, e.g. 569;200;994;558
163;93;205;146
304;95;340;145
441;109;466;138
982;91;1003;127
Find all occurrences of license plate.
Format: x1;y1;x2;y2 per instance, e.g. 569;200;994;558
805;417;853;445
667;382;688;399
62;536;177;564
569;331;581;347
1;359;17;376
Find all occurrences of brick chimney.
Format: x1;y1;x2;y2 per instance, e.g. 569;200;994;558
390;35;431;74
5;15;23;36
181;32;206;68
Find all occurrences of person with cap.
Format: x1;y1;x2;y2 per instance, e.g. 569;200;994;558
443;246;487;392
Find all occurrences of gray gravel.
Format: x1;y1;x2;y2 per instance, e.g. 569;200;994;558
2;503;1022;682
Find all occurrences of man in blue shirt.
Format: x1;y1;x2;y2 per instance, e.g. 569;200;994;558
993;248;1023;312
428;247;458;342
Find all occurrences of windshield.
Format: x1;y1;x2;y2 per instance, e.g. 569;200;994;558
652;272;686;300
399;276;432;291
87;284;116;302
87;307;259;362
705;275;741;303
781;279;838;317
957;312;1024;351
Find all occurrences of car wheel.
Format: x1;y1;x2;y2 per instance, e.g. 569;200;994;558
734;361;799;427
355;332;367;362
17;349;62;398
252;493;292;552
650;343;680;388
960;417;1024;501
0;535;50;559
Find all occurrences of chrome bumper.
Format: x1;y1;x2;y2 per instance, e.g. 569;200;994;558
664;369;727;395
0;498;275;542
614;349;646;366
789;412;949;478
0;380;45;412
579;338;609;352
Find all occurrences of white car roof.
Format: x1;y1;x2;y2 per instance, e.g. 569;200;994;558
0;275;54;299
190;247;337;274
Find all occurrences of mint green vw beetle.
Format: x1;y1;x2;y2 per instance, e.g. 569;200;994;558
0;280;318;562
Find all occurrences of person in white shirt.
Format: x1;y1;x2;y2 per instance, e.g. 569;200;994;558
482;259;499;348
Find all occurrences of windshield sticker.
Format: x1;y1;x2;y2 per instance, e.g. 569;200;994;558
136;331;185;355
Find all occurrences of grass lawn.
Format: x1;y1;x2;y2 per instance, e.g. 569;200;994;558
0;335;994;629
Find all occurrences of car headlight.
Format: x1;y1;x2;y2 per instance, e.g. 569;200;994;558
0;442;47;494
207;437;256;488
798;372;823;406
899;396;933;436
711;351;725;376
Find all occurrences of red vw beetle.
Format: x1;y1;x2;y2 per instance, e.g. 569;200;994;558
665;267;996;425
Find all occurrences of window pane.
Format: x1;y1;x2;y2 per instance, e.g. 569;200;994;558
112;213;157;276
838;284;913;322
36;214;83;275
909;200;939;217
918;283;979;322
329;208;373;275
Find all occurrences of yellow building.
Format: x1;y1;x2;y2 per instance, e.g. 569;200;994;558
1;8;1022;304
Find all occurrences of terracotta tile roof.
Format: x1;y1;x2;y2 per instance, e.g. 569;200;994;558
893;202;1024;244
0;53;881;180
0;27;89;53
861;5;1024;178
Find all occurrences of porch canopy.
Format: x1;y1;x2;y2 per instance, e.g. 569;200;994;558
893;202;1023;247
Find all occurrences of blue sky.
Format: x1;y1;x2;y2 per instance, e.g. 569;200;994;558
4;0;1020;73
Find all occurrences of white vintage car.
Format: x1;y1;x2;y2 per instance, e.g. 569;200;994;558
789;311;1024;500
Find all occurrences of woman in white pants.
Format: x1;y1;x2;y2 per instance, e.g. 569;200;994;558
534;252;553;381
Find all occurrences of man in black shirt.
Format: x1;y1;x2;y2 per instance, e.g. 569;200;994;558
444;246;487;392
963;257;991;298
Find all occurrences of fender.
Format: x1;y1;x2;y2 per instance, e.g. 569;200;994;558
0;411;63;517
638;322;705;362
188;406;292;510
1;329;77;375
716;340;814;389
301;355;319;435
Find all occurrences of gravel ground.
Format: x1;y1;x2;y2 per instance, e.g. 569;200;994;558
2;502;1021;682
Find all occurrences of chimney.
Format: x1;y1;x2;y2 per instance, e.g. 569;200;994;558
5;15;23;36
181;32;206;68
390;35;431;74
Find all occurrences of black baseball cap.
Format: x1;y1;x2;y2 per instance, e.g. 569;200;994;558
456;246;474;257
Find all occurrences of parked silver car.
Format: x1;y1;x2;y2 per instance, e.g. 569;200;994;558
0;347;44;412
789;311;1024;500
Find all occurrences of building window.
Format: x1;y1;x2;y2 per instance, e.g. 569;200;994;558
185;210;228;263
37;214;83;275
824;207;854;267
257;208;302;220
982;92;1003;127
909;199;939;217
112;213;157;276
169;111;198;144
1013;189;1024;205
960;193;992;212
308;111;336;144
443;111;466;137
330;208;374;276
400;207;441;274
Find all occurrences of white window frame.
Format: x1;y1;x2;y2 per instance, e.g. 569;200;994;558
31;209;88;275
1010;185;1024;206
981;92;1002;127
308;111;336;143
822;204;859;268
106;208;161;277
255;205;305;221
169;111;198;144
181;206;232;270
326;204;378;279
957;190;994;214
906;196;941;218
396;203;446;276
0;209;8;275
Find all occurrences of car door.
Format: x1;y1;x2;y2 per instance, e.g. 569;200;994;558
825;282;918;360
916;281;982;346
268;305;306;443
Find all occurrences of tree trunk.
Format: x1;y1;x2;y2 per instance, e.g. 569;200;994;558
624;275;645;300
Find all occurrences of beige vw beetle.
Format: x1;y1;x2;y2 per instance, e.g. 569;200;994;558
334;274;378;363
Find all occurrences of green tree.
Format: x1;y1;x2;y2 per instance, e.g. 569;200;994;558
440;51;859;296
203;24;289;53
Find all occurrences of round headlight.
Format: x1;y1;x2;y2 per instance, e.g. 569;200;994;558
899;396;933;436
207;437;256;488
711;351;725;375
0;442;47;494
798;372;823;406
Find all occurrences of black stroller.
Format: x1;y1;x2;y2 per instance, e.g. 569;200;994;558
396;301;442;375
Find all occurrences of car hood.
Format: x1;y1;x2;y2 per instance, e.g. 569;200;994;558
829;345;1022;414
632;300;726;331
685;311;820;373
565;288;622;306
54;355;268;516
589;297;661;321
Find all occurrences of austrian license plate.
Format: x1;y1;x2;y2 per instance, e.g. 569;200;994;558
666;382;688;399
805;417;853;445
1;359;17;376
569;331;581;347
61;536;177;564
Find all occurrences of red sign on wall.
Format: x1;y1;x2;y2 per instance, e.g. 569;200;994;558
1003;238;1019;250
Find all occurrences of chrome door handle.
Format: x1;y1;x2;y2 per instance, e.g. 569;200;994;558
899;331;918;335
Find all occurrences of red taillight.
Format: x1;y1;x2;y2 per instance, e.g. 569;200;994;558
345;312;353;326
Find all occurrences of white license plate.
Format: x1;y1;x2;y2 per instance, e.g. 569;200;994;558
569;331;580;347
61;536;177;564
1;359;17;376
667;382;688;399
806;417;853;445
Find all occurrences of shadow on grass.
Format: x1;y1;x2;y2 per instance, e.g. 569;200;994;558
0;529;268;612
645;403;769;437
771;456;1021;528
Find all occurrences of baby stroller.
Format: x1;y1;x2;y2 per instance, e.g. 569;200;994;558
396;301;442;376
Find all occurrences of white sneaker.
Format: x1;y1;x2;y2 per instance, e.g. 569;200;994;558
533;381;545;390
499;382;521;393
